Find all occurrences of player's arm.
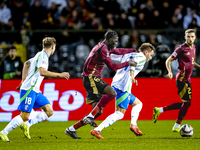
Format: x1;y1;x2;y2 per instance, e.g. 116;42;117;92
16;60;31;90
39;67;70;79
165;56;174;80
104;57;137;70
194;62;200;70
110;48;135;55
130;70;138;86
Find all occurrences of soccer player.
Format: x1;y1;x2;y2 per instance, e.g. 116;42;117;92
90;43;155;139
65;30;137;139
0;37;70;142
153;29;200;132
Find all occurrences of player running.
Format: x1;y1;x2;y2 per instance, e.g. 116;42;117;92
90;43;155;139
153;29;200;132
0;37;70;142
65;30;137;139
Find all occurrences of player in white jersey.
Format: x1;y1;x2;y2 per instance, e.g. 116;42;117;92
0;37;70;142
90;43;155;139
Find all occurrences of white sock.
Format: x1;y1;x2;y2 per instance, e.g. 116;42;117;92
160;107;164;113
87;113;94;118
131;102;142;126
68;126;76;131
1;115;23;135
94;111;124;132
25;112;48;127
174;123;180;128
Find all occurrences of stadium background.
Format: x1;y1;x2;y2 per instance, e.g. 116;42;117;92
0;0;200;121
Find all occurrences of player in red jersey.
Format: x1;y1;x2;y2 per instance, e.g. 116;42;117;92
153;29;200;132
65;30;137;139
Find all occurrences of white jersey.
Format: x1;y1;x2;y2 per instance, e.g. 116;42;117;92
111;52;146;93
21;50;49;93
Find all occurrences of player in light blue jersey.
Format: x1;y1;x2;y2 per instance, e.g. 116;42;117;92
90;43;155;139
0;37;70;142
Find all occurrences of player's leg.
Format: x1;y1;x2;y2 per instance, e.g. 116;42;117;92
65;76;103;139
130;97;143;136
0;112;29;142
84;85;116;125
83;76;114;126
172;81;192;132
153;80;187;123
0;89;35;142
20;93;51;138
91;87;128;139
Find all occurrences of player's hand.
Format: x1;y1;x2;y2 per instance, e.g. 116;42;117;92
167;72;173;80
129;59;137;67
59;72;70;80
131;78;138;86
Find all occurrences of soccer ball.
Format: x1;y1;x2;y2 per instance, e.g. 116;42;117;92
179;124;193;137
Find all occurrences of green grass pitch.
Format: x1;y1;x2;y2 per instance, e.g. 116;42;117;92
0;120;199;150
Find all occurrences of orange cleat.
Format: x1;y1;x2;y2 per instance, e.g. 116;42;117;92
90;129;104;139
130;124;144;136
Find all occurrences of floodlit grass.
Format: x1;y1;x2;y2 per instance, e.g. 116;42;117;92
0;120;199;150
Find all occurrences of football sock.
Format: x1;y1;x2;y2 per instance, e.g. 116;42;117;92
163;102;182;111
177;102;191;123
131;102;142;125
94;111;124;132
26;112;48;127
91;94;115;117
69;126;76;131
72;119;85;130
160;107;164;113
1;115;23;135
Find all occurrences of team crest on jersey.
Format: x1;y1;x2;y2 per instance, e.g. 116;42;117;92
187;52;190;55
107;52;109;57
25;105;28;110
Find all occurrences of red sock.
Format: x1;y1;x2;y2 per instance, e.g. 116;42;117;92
163;102;182;111
73;119;85;130
177;102;191;122
91;94;115;116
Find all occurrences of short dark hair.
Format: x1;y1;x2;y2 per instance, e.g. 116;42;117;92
104;30;118;41
42;37;56;49
185;29;196;35
9;46;17;51
138;43;155;52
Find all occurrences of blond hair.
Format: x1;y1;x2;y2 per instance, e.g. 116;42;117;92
42;37;56;49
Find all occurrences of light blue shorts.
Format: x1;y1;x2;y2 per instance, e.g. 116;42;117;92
112;86;136;110
18;89;50;113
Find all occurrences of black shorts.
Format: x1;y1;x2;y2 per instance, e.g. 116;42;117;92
82;75;109;105
176;80;192;101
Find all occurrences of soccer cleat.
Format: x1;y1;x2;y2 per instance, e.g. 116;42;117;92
82;116;98;127
20;122;31;139
172;126;181;132
65;128;81;139
130;124;144;136
0;132;10;142
152;107;161;123
90;129;104;139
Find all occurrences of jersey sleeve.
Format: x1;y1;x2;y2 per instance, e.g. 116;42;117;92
37;52;48;69
171;46;183;60
110;54;123;61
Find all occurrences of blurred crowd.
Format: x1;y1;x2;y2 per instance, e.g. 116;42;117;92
0;0;200;31
0;0;200;79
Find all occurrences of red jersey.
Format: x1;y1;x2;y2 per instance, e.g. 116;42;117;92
171;43;196;83
82;42;135;78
